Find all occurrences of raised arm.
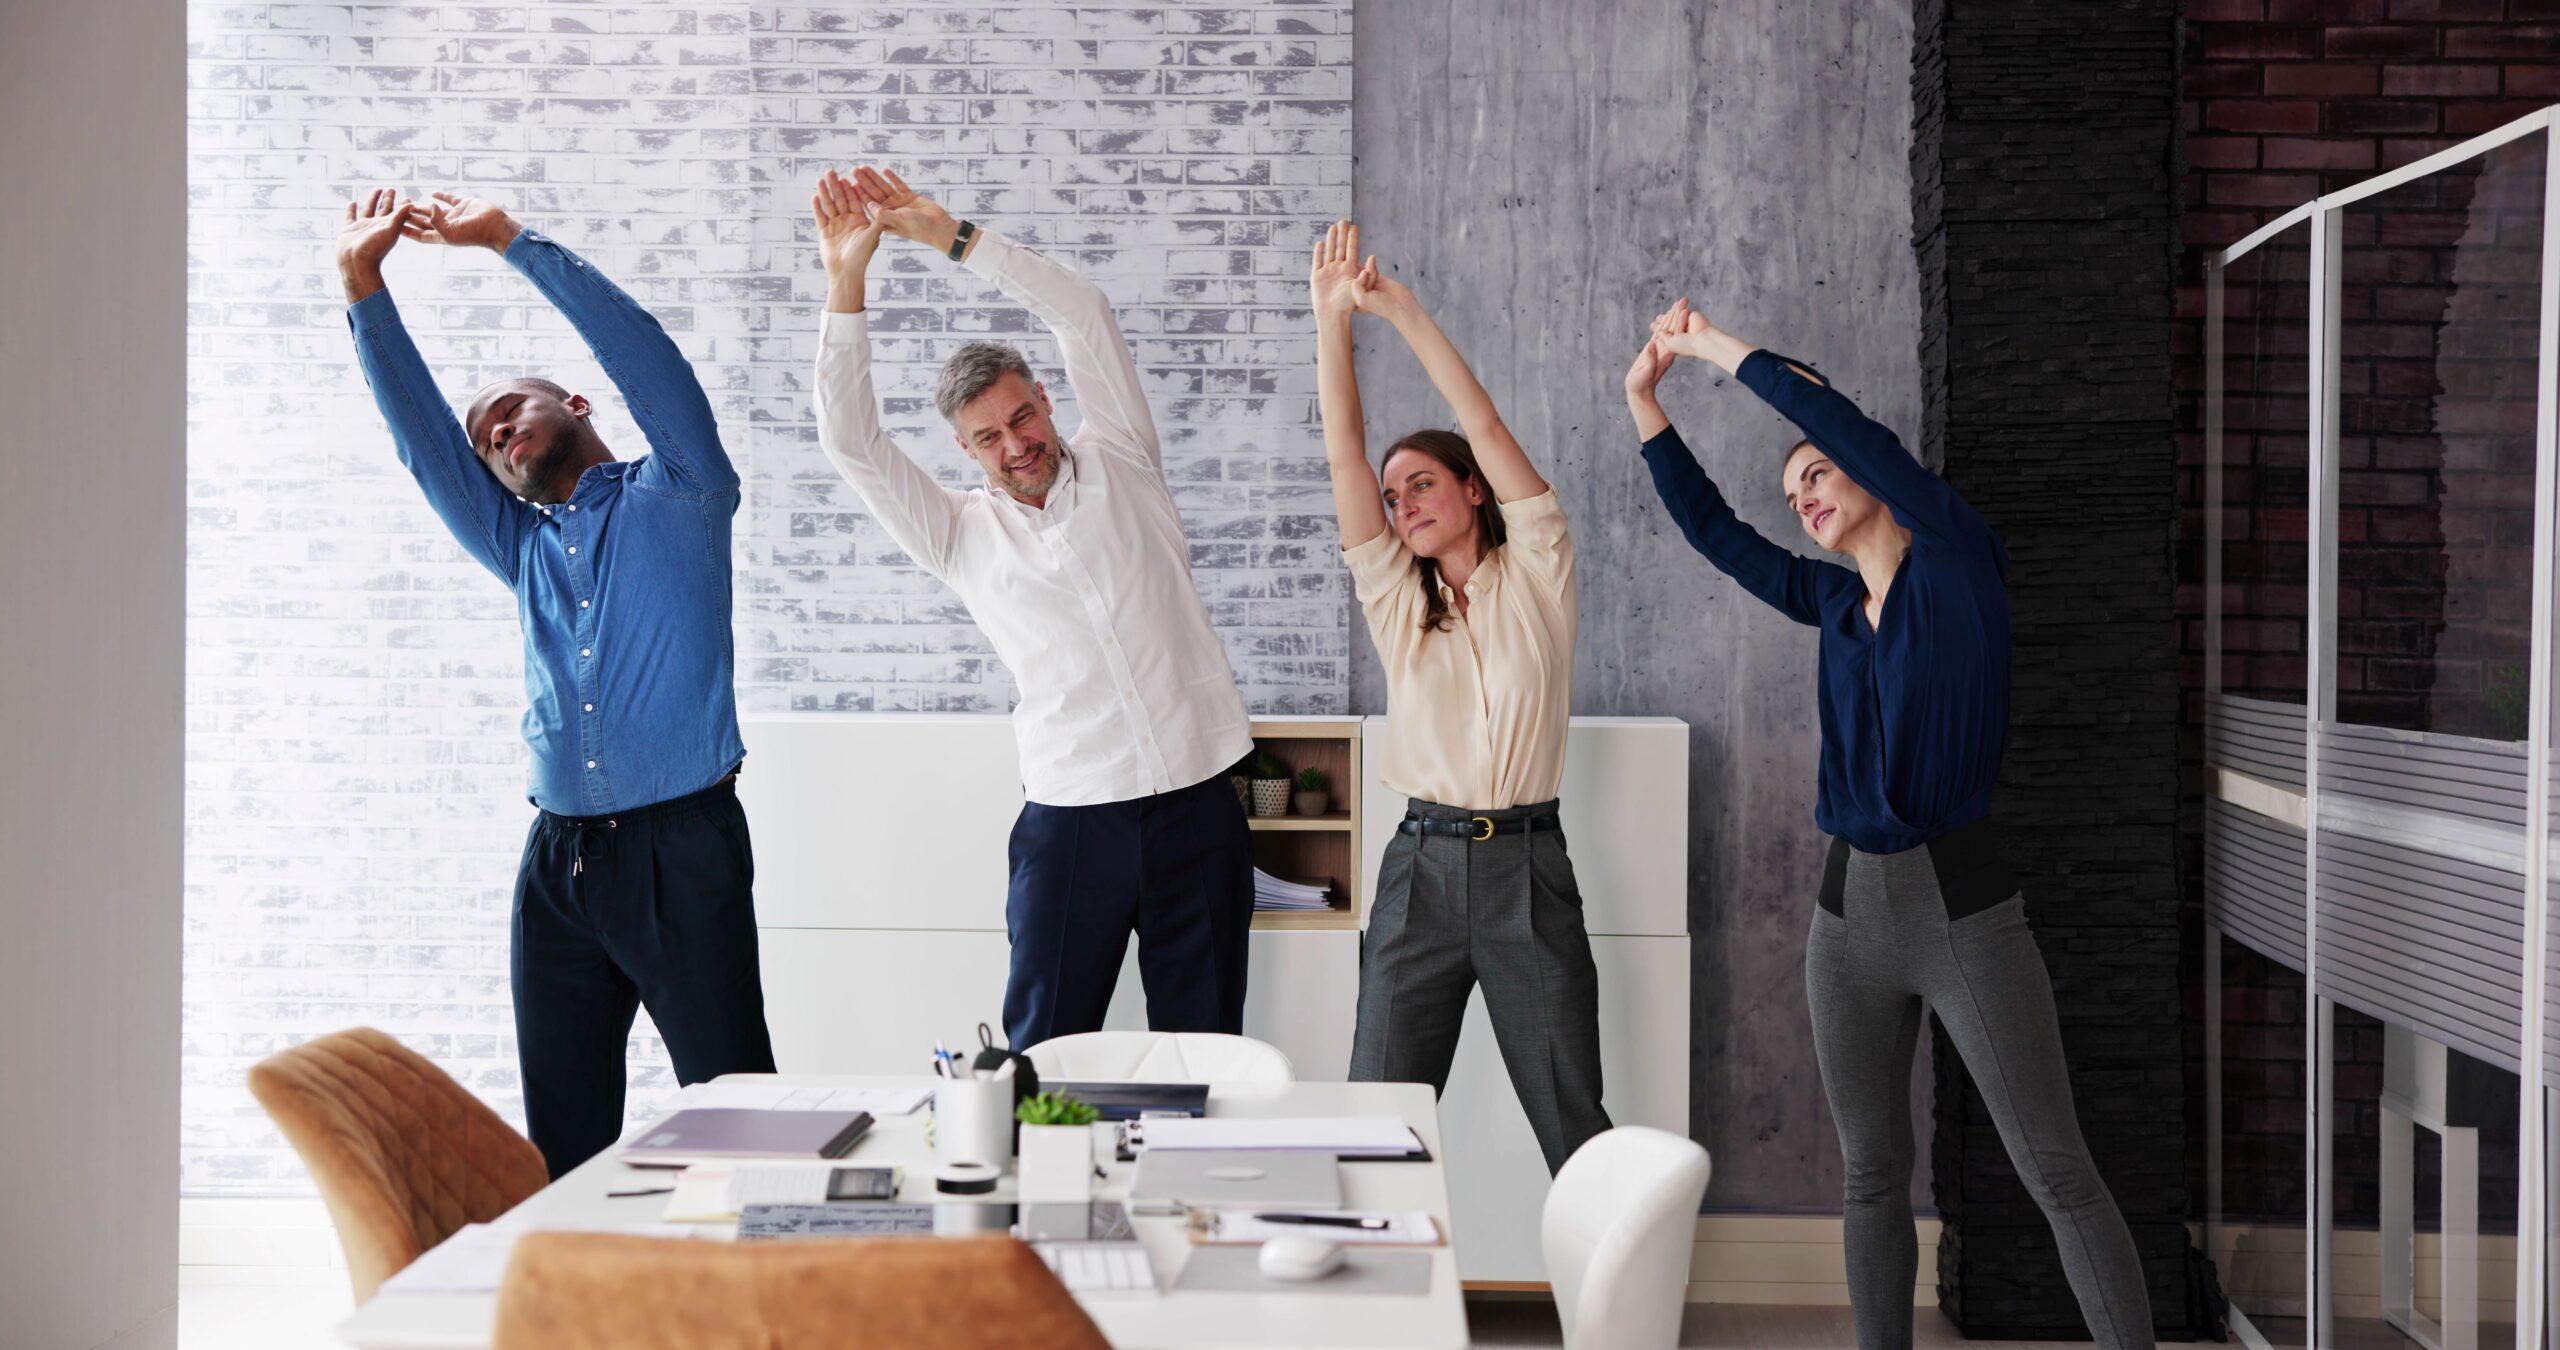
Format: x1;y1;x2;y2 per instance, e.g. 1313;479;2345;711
422;192;737;499
1355;265;1549;505
1658;299;1988;551
851;166;1160;471
337;190;530;583
1626;319;1846;626
1311;221;1389;550
810;170;965;576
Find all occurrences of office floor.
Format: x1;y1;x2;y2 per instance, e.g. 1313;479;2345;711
179;1282;349;1350
177;1283;2164;1349
1467;1297;2134;1348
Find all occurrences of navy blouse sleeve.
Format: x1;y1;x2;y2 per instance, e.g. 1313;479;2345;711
1639;422;1852;626
1737;349;2002;573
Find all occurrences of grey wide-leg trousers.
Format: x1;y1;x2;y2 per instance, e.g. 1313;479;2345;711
1805;821;2154;1349
1349;797;1612;1175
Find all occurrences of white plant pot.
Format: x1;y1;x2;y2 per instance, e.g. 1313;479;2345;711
1016;1122;1096;1202
1250;777;1290;817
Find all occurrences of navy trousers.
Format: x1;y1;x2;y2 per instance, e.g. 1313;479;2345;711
1002;773;1255;1050
512;777;777;1178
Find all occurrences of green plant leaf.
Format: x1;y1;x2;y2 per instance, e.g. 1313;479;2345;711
1013;1090;1100;1127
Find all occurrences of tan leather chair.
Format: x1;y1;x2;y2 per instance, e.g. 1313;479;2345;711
492;1231;1113;1350
248;1026;549;1302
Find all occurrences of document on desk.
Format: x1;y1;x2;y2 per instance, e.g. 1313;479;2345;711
375;1222;698;1296
737;1203;936;1239
1129;1117;1423;1157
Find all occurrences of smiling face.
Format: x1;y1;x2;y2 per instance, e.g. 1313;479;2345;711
1781;440;1885;553
464;378;593;502
949;371;1063;506
1380;444;1489;562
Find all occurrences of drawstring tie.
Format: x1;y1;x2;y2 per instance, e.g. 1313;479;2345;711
568;817;617;877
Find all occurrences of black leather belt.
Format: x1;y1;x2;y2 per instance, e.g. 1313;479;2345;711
1399;812;1561;841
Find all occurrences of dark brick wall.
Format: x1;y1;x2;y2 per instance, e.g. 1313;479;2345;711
2174;0;2560;1257
1912;0;2201;1338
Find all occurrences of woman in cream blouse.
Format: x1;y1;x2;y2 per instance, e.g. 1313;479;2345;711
1309;221;1609;1174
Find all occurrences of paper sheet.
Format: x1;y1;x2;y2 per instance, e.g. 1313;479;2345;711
376;1221;698;1296
1171;1245;1434;1297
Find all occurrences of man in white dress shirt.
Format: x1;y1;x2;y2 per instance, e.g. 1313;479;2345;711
808;167;1257;1050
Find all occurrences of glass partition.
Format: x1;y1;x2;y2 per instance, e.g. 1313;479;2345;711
2199;109;2559;1349
2314;129;2548;1350
2204;218;2318;1345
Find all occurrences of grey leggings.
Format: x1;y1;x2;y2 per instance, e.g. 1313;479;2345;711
1805;821;2153;1349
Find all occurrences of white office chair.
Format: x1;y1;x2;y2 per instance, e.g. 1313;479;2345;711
1542;1126;1712;1350
1024;1031;1295;1084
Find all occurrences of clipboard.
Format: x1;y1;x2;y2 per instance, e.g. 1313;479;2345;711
1121;1116;1443;1168
1114;1132;1434;1164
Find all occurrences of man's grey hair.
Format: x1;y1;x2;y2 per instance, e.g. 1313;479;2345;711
934;342;1037;421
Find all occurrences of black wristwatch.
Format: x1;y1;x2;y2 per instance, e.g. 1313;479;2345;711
948;219;977;263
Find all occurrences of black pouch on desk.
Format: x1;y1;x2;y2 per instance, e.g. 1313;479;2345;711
969;1038;1040;1139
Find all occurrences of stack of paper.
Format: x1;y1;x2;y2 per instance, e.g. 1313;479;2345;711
1252;867;1335;912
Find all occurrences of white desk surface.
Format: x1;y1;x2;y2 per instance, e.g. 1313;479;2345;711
335;1075;1468;1350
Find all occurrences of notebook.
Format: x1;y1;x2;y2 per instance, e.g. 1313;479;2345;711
619;1109;872;1168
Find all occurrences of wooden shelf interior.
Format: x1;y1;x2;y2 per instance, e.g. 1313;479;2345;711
1247;812;1352;832
1243;726;1360;924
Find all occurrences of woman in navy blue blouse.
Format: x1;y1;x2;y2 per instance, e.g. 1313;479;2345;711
1627;300;2153;1349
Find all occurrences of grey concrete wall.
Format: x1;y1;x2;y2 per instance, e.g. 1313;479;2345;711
0;0;185;1344
1351;0;1923;1211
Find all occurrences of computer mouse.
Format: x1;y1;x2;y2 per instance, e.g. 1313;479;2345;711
1258;1234;1345;1282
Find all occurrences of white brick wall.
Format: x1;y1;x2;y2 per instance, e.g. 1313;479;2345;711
184;0;1352;1192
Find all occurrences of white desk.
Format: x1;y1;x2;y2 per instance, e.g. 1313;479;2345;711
335;1075;1469;1350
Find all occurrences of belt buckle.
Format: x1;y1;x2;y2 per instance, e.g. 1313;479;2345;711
1471;816;1495;842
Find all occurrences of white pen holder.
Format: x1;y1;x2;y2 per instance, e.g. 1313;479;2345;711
1017;1122;1098;1202
933;1077;1014;1171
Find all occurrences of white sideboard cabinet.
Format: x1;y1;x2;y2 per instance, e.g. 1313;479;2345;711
739;712;1691;1285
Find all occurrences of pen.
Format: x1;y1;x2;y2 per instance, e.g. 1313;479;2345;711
607;1186;675;1199
1251;1212;1389;1230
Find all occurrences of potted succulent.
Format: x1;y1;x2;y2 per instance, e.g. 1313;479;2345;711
1291;766;1330;817
1014;1090;1102;1202
1227;751;1253;811
1247;748;1291;818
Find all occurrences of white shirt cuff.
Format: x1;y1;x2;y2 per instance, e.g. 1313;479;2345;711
820;309;870;344
959;229;1016;282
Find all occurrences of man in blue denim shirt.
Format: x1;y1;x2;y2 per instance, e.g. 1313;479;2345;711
336;189;774;1177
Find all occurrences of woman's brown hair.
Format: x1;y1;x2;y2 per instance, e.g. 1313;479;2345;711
1381;428;1506;633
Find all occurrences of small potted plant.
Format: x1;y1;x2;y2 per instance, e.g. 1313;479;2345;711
1227;751;1254;811
1247;748;1291;818
1292;766;1330;817
1014;1090;1102;1202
